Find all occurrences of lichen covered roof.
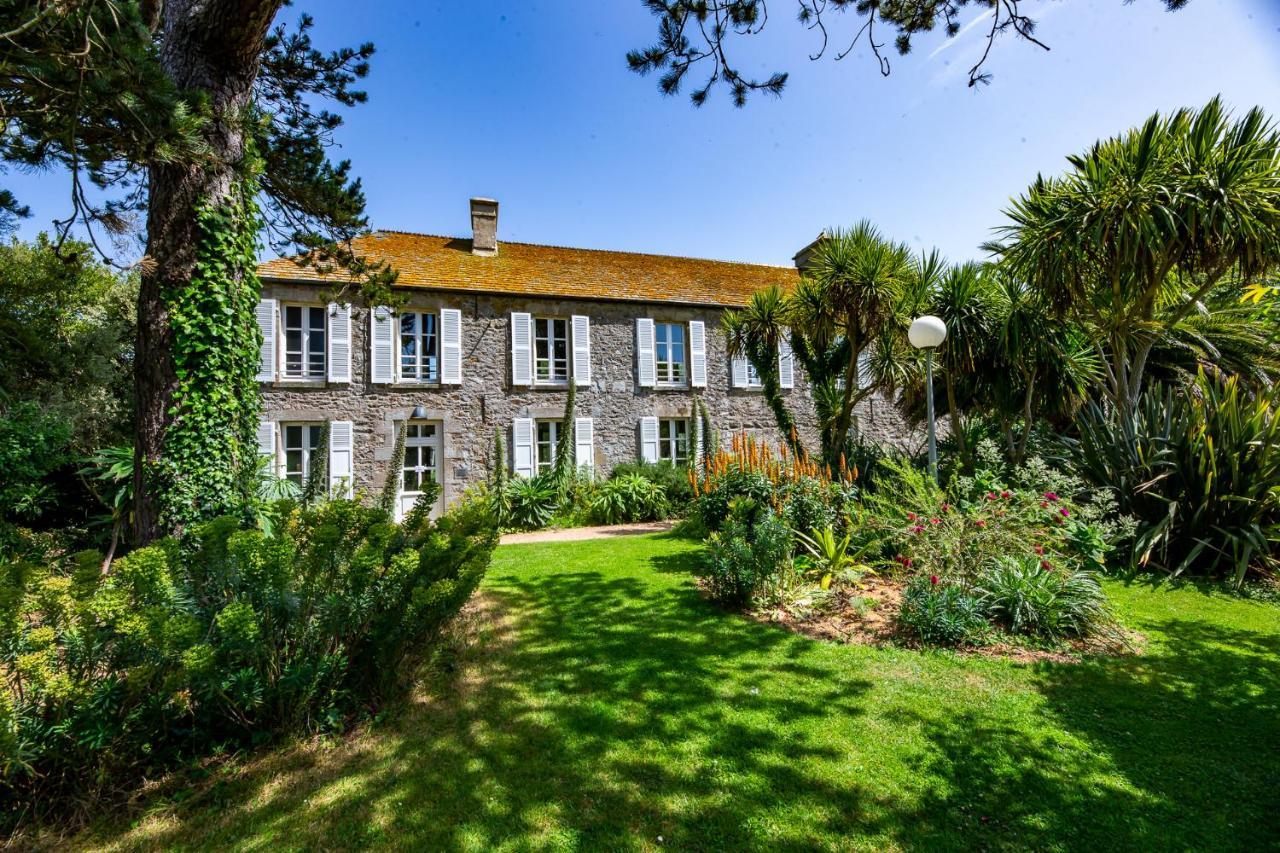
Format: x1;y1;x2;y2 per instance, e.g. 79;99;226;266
257;231;798;308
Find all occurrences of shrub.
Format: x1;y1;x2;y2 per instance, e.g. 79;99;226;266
897;575;988;647
974;556;1112;641
609;460;693;511
0;494;498;825
702;502;794;608
1064;373;1280;585
588;473;668;525
696;468;775;532
502;474;559;530
781;475;838;541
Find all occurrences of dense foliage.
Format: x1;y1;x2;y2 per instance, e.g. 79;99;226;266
0;494;498;824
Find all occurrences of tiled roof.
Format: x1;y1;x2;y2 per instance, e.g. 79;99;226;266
257;231;798;308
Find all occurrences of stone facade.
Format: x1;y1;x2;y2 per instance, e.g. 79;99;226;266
259;282;914;512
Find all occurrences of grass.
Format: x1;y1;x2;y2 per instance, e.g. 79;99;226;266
69;534;1278;851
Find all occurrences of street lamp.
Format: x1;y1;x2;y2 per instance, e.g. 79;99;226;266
909;315;947;483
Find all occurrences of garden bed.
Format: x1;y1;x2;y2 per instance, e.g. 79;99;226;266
738;575;1144;663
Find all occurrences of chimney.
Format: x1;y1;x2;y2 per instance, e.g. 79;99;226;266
470;197;498;256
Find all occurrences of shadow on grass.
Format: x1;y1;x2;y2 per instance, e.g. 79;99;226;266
86;545;1279;850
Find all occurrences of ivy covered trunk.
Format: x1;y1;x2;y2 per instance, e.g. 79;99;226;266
134;0;283;543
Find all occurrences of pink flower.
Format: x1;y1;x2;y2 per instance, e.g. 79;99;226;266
986;492;997;501
911;524;924;534
940;502;952;512
930;518;941;526
906;512;917;521
1033;544;1045;556
930;575;939;586
1001;490;1012;499
1040;560;1053;571
1044;491;1059;502
1040;501;1049;509
1060;507;1070;517
974;519;987;528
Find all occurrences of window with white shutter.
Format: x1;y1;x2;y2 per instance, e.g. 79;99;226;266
689;320;707;388
328;420;354;498
731;353;750;388
571;315;591;386
440;308;463;384
370;306;395;384
778;333;795;390
257;420;277;470
282;304;327;380
256;299;277;382
638;416;659;463
512;418;535;478
511;312;533;386
327;303;351;383
574;417;594;472
636;319;656;388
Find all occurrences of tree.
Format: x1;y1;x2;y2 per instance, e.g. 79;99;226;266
987;97;1280;421
628;0;1192;106
725;222;928;469
1;1;389;541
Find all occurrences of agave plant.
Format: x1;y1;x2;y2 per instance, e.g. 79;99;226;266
794;525;875;589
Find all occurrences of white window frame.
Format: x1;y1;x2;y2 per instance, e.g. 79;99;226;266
535;420;560;473
279;422;324;487
398;310;440;383
743;358;763;388
534;316;570;385
658;418;690;466
281;303;327;380
654;321;687;387
401;421;440;496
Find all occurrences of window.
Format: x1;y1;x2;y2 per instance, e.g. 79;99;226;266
282;423;324;487
535;420;559;473
655;322;686;385
283;304;326;379
402;422;439;493
659;418;690;466
744;358;763;388
534;317;569;383
399;311;439;382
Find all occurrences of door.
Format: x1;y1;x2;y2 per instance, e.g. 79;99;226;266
398;421;444;521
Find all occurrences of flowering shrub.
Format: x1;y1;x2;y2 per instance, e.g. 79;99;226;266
701;498;796;608
0;494;498;824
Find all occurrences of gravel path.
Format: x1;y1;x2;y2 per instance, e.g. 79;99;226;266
499;520;675;545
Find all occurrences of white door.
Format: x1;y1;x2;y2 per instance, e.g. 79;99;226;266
398;421;444;521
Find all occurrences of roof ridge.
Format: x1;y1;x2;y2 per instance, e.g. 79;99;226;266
365;229;796;271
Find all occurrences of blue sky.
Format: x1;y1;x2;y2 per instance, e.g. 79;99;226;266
8;0;1280;266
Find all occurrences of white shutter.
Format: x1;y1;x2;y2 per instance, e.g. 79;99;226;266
441;308;463;384
370;306;395;384
256;420;277;470
511;312;533;386
574;417;594;473
512;418;535;478
639;416;659;463
256;299;277;382
778;333;795;390
571;314;592;386
857;348;874;390
636;318;656;388
327;303;351;383
328;420;354;498
731;354;749;388
689;320;707;388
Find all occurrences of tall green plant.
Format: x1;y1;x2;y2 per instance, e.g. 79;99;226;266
378;421;407;515
552;382;577;491
1064;372;1280;585
300;424;330;506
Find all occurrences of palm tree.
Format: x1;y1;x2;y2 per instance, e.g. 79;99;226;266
925;261;1000;461
988;97;1280;420
722;285;802;456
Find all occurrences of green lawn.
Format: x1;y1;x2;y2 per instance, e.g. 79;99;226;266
78;534;1278;851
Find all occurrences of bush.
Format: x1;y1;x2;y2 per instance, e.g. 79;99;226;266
701;500;795;608
974;556;1112;641
781;475;838;541
696;468;775;532
1064;373;1280;585
609;461;693;512
897;575;989;647
0;494;498;825
588;473;668;525
502;474;559;530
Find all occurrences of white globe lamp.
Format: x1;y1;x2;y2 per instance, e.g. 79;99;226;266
908;315;948;482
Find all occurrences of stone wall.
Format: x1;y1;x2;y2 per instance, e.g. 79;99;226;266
260;283;916;508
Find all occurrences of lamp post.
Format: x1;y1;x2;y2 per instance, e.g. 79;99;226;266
908;315;948;483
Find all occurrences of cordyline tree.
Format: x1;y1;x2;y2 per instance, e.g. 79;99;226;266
2;0;390;542
628;0;1192;106
986;97;1280;422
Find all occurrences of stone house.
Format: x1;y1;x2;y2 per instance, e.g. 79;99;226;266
255;198;909;517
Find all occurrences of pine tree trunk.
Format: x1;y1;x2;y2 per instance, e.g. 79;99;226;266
133;0;282;543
